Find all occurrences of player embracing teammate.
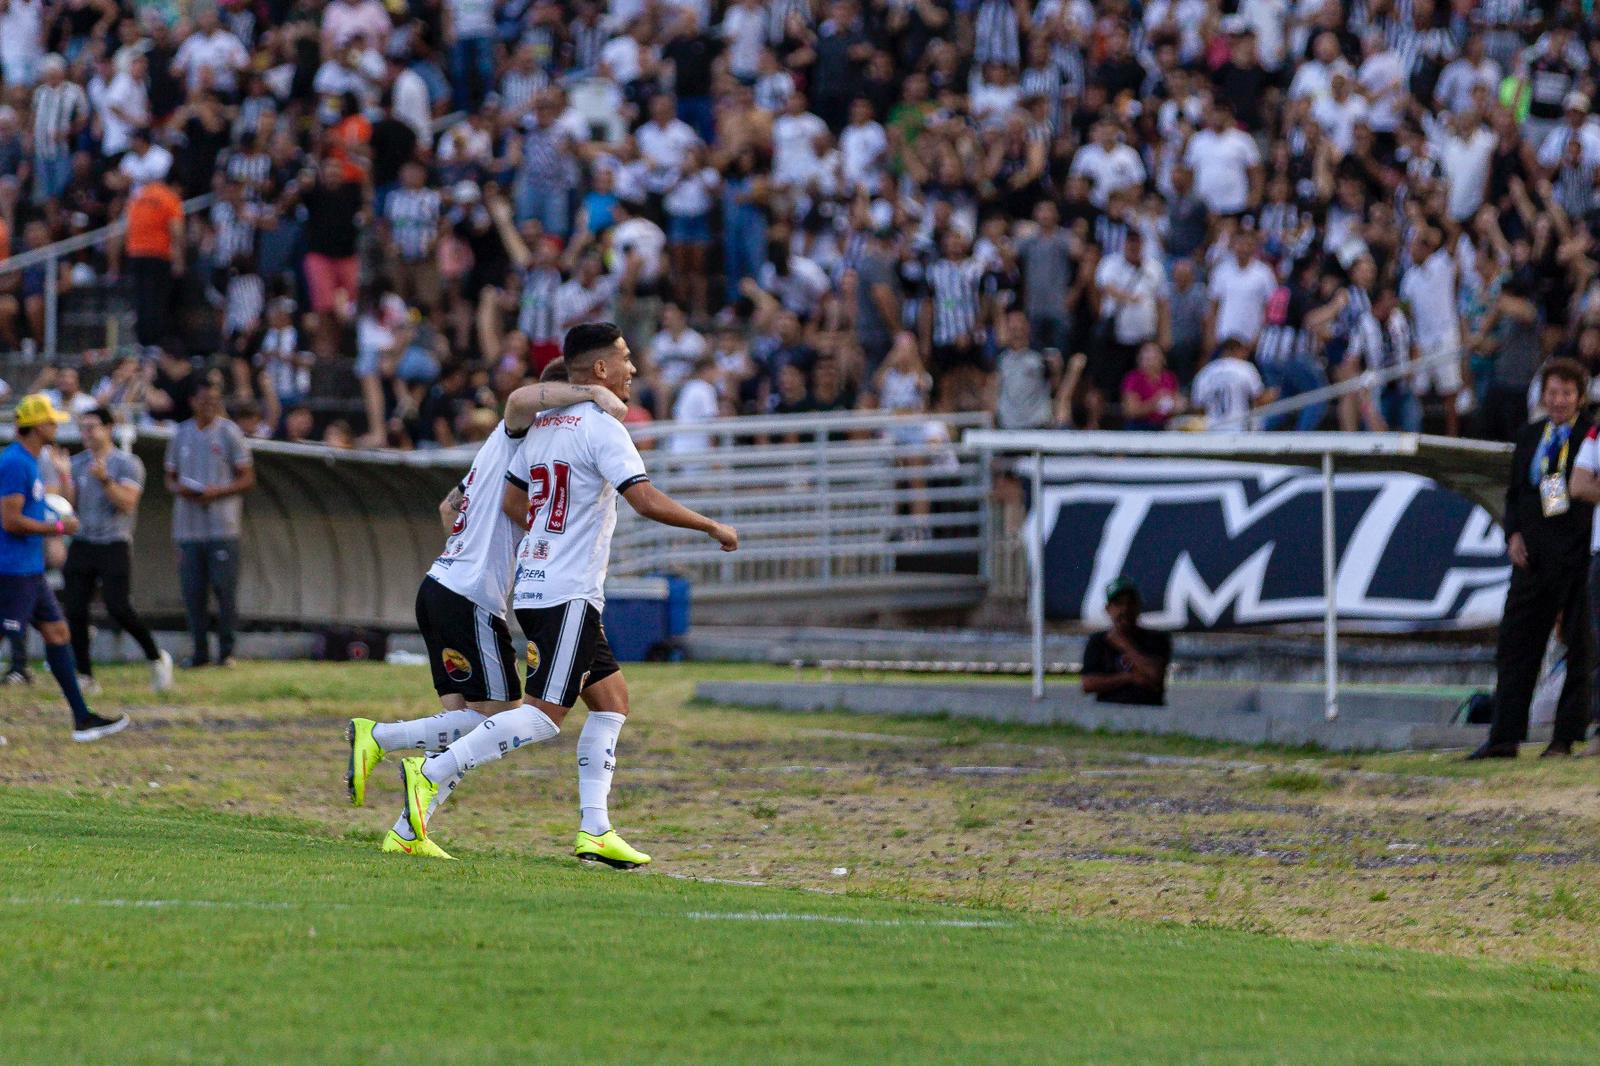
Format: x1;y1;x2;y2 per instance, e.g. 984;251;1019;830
347;324;737;862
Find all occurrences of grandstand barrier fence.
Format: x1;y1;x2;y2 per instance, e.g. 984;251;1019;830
87;409;995;636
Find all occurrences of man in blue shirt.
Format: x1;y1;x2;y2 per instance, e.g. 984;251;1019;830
0;395;128;742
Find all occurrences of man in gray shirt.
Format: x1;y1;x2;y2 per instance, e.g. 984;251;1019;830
63;408;173;691
994;309;1065;429
163;382;254;667
1016;200;1075;353
853;228;902;374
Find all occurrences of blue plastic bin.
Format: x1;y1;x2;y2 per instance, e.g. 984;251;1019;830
601;578;671;662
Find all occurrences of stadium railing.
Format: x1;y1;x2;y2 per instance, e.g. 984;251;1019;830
0;193;218;362
40;409;996;633
615;410;995;623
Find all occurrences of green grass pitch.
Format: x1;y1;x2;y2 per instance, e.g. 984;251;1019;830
2;661;1598;1062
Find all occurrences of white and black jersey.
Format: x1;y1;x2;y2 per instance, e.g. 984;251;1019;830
384;187;442;261
31;80;87;157
1192;358;1266;432
517;267;562;345
417;420;532;703
927;257;986;346
505;401;649;613
974;0;1021;67
223;149;273;191
428;421;530;618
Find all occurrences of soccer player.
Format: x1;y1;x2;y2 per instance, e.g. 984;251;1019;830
0;395;128;741
345;369;627;850
387;323;738;863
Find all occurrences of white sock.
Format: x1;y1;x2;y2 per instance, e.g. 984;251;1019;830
577;711;626;836
372;708;488;752
389;705;561;838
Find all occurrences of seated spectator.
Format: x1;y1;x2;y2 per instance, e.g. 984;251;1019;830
1081;578;1172;707
1121;344;1184;431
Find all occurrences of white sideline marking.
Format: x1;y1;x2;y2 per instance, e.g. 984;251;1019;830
684;910;1011;929
2;897;332;911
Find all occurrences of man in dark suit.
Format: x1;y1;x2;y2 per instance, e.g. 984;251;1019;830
1471;359;1595;759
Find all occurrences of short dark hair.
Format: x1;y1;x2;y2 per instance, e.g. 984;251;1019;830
80;406;113;426
1541;357;1589;397
563;322;624;369
539;359;568;383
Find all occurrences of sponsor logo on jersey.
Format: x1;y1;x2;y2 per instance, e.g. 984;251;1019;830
526;642;540;671
441;647;473;682
532;539;550;561
534;413;584;429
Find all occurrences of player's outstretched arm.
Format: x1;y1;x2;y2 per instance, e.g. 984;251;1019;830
503;382;629;433
621;482;737;552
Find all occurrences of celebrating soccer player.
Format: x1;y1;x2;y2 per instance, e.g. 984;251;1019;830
345;364;628;858
385;323;738;863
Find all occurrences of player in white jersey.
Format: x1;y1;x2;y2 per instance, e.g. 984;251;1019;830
344;372;626;823
386;323;738;865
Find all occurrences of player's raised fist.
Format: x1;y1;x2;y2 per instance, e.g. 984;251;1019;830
710;523;738;553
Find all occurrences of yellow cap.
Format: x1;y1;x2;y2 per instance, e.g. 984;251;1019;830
14;393;71;429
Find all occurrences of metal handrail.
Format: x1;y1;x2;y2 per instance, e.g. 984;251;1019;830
0;194;216;278
627;409;991;440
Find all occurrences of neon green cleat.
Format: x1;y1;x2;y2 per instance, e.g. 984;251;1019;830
574;830;651;869
346;718;385;807
399;757;439;842
381;829;454;860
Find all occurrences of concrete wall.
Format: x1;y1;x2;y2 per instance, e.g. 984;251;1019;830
125;434;464;629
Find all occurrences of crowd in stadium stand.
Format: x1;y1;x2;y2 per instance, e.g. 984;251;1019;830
0;0;1598;447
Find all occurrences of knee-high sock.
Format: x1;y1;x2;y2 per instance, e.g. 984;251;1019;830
577;711;626;836
372;708;488;752
392;704;559;838
44;643;92;727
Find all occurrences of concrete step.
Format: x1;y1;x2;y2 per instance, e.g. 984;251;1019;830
694;679;1498;753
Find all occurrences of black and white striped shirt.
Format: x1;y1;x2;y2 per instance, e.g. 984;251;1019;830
224;150;273;191
974;0;1021;68
1385;20;1458;79
211;201;257;266
1093;216;1129;260
384;187;442;261
1050;42;1086;100
31;81;88;157
223;273;265;337
517;267;562;343
927;257;986;346
501;68;549;116
570;21;608;75
1020;63;1065;133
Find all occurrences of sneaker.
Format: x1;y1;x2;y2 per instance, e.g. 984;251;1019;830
3;668;33;686
381;829;454;860
150;650;174;693
399;757;439;842
72;712;130;743
77;675;102;697
346;717;385;807
573;829;651;869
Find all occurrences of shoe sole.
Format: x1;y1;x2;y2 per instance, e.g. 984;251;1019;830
575;851;648;870
345;721;358;805
72;715;130;743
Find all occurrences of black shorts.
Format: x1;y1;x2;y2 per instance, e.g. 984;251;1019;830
0;573;63;633
517;599;620;708
414;576;521;704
